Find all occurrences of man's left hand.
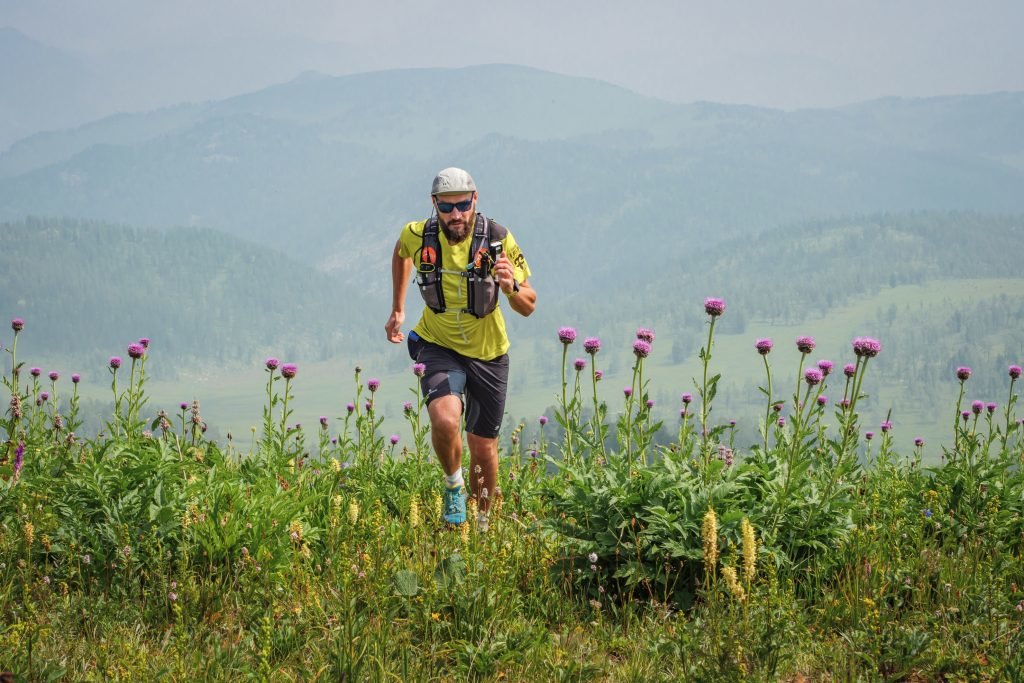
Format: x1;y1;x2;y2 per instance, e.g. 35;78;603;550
492;253;517;294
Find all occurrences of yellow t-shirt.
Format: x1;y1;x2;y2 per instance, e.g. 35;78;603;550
398;217;531;361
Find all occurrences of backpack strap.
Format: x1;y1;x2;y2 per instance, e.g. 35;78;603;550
416;216;446;313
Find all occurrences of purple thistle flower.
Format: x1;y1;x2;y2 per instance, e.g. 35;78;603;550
265;358;280;371
777;417;786;428
729;419;736;427
961;410;971;421
817;395;828;407
319;416;328;428
632;339;651;359
852;337;882;358
840;398;851;409
804;368;823;386
40;391;49;402
127;343;145;360
574;358;586;372
795;336;815;354
346;403;355;414
412;363;426;377
623;387;633;398
817;360;834;376
403;401;414;414
704;297;726;317
13;441;25;476
865;431;874;440
48;371;59;382
635;327;655;344
11;318;24;332
679;408;689;418
914;437;924;447
956;366;972;382
71;373;80;384
755;338;773;355
646;399;655;409
558;327;577;344
280;363;298;379
30;367;41;377
389;434;400;445
109;357;122;370
681;393;693;404
583;337;601;355
539;415;548;426
138;337;151;349
843;363;856;378
880;420;892;433
365;401;373;412
594;370;603;381
971;400;984;415
367;378;380;392
180;402;189;411
1010;365;1023;380
986;402;997;414
773;402;784;412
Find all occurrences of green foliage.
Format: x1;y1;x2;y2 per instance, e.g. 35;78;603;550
1;313;1023;680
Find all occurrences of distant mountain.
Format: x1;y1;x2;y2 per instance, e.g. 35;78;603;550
0;65;1022;304
0;27;103;149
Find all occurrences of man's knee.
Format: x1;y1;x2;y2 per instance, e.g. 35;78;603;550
429;396;463;434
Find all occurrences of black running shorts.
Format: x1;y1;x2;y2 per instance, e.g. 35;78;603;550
407;331;509;439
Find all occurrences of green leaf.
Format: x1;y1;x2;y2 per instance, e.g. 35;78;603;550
393;569;419;597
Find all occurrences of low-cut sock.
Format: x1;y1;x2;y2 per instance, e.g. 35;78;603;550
445;471;464;489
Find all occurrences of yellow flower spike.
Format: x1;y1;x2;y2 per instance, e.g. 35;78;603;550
741;517;757;583
329;459;341;473
722;566;746;601
460;522;470;545
348;501;360;526
432;491;443;521
288;519;303;542
409;498;420;529
701;508;718;576
23;521;34;547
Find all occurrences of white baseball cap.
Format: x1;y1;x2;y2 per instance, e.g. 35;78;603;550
431;167;477;196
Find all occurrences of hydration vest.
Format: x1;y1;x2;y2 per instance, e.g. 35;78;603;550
415;213;508;319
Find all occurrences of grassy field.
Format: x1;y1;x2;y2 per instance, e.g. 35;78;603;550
3;305;1023;680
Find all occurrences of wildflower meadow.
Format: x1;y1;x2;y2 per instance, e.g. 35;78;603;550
2;302;1024;681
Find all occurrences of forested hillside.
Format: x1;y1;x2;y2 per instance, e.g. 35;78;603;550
0;218;370;373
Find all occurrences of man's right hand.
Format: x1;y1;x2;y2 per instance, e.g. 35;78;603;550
385;310;405;343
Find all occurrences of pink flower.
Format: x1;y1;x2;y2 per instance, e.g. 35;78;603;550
852;337;882;358
703;298;725;317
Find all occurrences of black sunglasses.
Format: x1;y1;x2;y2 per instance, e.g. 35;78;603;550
435;198;474;213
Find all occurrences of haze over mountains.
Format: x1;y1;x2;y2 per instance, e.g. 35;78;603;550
2;61;1022;443
3;64;1023;284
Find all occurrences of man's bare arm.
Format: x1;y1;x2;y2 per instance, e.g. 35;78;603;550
385;239;413;343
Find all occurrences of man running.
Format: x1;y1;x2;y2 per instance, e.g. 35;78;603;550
385;167;536;530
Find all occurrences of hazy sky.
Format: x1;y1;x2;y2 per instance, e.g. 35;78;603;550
3;0;1024;109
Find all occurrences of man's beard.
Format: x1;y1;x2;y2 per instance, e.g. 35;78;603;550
439;212;474;244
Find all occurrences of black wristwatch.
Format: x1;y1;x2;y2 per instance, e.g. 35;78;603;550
507;280;520;297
